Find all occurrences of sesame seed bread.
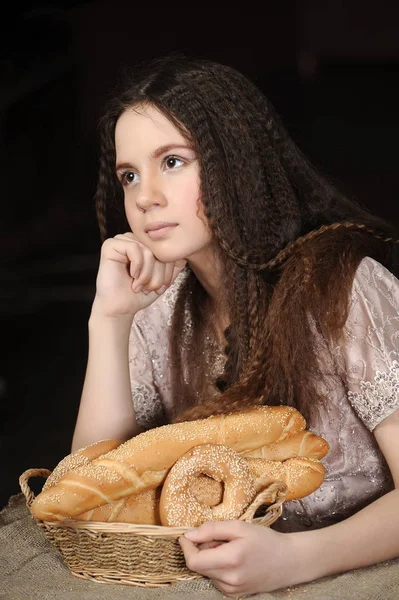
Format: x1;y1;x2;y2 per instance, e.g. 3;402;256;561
30;405;308;522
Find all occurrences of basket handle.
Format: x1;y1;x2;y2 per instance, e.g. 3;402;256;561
239;480;287;525
19;468;52;509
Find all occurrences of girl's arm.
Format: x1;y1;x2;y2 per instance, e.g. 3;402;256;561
290;408;399;583
71;232;186;452
295;256;399;580
71;309;140;451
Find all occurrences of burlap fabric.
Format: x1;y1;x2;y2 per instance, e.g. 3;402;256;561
1;494;398;599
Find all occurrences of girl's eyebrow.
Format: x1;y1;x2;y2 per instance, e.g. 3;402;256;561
151;143;192;159
115;144;193;171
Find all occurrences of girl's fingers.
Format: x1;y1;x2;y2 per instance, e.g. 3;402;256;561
179;536;237;578
131;247;156;289
148;259;169;293
133;256;186;294
184;520;246;543
132;256;169;293
197;541;225;550
159;259;186;290
179;522;250;574
114;232;135;240
101;237;141;267
103;234;187;296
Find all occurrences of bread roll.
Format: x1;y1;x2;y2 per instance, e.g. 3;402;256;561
159;444;257;527
75;488;162;524
31;406;305;521
43;439;122;491
246;457;325;502
242;431;329;461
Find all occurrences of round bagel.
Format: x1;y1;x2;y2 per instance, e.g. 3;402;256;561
159;444;256;527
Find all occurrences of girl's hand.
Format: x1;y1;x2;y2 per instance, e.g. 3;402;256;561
179;521;303;597
93;232;186;318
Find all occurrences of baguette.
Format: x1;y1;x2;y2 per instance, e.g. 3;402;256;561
75;488;162;524
242;431;330;461
44;429;326;496
247;456;325;502
43;439;122;491
31;405;306;521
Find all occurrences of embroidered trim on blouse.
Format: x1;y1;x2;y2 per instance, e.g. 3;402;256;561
347;361;399;431
132;383;165;429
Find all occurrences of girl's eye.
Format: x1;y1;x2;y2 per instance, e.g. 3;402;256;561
119;171;138;187
164;156;184;169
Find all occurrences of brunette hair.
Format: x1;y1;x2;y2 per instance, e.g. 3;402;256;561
95;54;398;424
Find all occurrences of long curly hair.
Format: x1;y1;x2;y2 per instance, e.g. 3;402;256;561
94;54;398;425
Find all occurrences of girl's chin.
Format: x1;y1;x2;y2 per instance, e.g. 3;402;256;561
151;242;213;266
152;251;188;265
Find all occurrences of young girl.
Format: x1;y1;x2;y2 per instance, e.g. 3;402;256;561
72;55;399;596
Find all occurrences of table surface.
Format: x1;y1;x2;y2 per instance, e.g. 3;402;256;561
2;493;399;600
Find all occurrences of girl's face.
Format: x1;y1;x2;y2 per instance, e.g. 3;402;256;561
115;105;213;265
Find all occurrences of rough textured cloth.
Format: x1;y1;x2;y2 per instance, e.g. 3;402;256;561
1;494;399;599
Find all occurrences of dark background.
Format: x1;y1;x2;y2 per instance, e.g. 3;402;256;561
1;0;399;509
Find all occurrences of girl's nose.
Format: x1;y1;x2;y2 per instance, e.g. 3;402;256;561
135;179;167;212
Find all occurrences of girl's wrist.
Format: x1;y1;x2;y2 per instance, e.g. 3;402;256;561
89;298;137;325
282;530;320;587
88;304;135;337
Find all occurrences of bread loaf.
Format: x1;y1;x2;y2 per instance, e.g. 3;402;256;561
246;457;325;502
31;405;306;521
43;439;122;491
75;488;162;524
242;431;329;461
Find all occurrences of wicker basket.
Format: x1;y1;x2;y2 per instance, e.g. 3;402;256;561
20;467;287;588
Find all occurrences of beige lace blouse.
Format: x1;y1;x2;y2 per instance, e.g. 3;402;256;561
129;256;399;532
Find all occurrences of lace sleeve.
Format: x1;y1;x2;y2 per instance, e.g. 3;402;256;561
340;256;399;431
128;318;167;430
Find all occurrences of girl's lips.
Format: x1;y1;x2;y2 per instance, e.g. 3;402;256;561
146;224;177;239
